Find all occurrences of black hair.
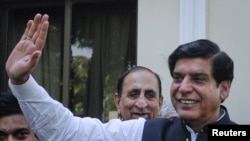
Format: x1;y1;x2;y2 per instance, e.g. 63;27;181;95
168;39;234;85
0;90;23;117
0;90;39;139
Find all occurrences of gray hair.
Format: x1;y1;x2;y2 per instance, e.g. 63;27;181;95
159;100;178;118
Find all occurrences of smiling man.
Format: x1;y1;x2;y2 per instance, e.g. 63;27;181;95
114;66;163;120
6;13;238;141
141;39;237;141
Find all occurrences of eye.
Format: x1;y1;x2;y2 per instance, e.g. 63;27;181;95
194;76;204;81
128;90;140;98
193;75;208;84
0;131;7;139
14;129;30;139
145;90;157;100
172;73;183;83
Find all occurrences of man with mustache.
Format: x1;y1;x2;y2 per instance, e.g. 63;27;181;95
6;13;237;141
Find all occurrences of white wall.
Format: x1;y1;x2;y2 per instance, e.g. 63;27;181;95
207;0;250;124
137;0;179;101
137;0;250;124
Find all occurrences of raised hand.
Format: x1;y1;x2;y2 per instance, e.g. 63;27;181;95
6;13;49;85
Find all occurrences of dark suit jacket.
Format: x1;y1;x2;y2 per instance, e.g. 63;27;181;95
142;105;237;141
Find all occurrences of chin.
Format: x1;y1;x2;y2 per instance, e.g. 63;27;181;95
179;112;197;120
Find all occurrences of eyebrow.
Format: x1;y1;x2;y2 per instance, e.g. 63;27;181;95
0;128;30;135
191;72;209;77
173;71;208;76
127;88;140;93
144;89;156;93
14;128;31;133
0;129;7;134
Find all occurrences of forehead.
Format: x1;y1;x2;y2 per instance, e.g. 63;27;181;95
174;58;212;74
0;114;30;129
123;70;159;89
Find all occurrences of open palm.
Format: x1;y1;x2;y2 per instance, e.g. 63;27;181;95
6;13;49;84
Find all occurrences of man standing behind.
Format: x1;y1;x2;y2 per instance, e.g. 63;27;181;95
114;66;163;120
0;91;39;141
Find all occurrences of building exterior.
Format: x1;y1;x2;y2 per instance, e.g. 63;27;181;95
1;0;249;123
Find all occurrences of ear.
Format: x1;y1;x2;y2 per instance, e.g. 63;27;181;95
159;96;164;108
114;93;121;112
158;96;164;116
219;80;231;102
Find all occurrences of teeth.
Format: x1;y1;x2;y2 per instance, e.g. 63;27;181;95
135;113;146;116
180;100;196;104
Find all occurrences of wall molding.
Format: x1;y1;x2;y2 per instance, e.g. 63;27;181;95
179;0;206;44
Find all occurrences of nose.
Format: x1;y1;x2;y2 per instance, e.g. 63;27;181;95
135;94;147;108
7;136;15;141
179;78;192;93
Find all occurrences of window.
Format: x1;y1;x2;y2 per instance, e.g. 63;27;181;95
0;0;137;121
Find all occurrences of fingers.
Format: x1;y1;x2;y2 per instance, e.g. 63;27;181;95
20;13;49;50
34;14;49;50
6;13;49;85
21;20;33;40
27;13;42;41
35;20;49;50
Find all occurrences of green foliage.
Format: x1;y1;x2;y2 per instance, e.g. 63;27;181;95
70;56;90;116
103;74;117;121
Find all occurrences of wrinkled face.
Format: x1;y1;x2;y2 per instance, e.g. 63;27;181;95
170;58;229;128
114;70;163;120
0;114;38;141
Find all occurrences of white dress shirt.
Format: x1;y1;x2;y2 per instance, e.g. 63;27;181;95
9;75;145;141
